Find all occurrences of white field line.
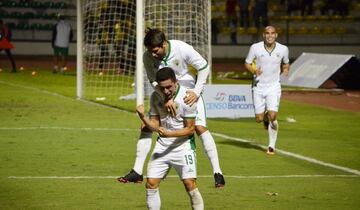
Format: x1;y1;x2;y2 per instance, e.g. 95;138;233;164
7;174;359;180
1;81;360;176
212;133;360;176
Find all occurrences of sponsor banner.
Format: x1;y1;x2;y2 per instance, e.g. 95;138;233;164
203;84;254;118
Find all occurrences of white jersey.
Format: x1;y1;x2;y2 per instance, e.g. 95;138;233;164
149;85;197;149
143;40;209;96
54;20;72;48
245;41;289;85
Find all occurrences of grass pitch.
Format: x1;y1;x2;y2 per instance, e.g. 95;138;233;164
0;68;359;210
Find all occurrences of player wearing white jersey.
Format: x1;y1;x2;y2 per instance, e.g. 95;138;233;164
137;67;204;210
118;28;225;188
244;26;290;155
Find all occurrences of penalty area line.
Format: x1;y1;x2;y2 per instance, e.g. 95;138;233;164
7;174;359;180
212;132;360;176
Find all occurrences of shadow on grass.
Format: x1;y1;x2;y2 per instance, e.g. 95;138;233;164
219;139;265;153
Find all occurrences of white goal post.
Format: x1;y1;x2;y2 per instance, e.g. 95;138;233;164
77;0;211;110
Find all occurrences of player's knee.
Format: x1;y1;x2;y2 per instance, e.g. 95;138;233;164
146;179;159;189
268;112;277;121
183;179;197;192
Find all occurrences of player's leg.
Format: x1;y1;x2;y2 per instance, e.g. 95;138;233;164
146;178;161;210
117;124;152;183
5;49;16;72
183;179;204;210
146;143;171;210
195;96;225;188
53;47;59;73
265;84;281;155
253;87;266;125
173;146;204;210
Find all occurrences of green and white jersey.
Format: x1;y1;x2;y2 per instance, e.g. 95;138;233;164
143;40;209;96
149;85;197;148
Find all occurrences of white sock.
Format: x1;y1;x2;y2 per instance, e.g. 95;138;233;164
188;188;204;210
146;188;161;210
199;130;222;174
133;132;152;174
268;120;278;149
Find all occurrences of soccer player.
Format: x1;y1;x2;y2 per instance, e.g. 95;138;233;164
118;28;225;188
52;14;73;73
138;67;204;210
244;26;290;155
0;19;16;73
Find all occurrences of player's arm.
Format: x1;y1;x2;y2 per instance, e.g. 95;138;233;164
244;45;262;76
281;63;290;76
184;44;209;105
136;104;160;132
158;118;195;138
281;47;290;76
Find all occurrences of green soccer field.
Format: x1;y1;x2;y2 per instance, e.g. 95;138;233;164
0;69;359;210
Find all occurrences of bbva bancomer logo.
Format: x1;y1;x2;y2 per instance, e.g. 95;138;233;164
213;92;246;102
208;92;253;110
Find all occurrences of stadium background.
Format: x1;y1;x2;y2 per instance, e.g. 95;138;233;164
0;0;360;209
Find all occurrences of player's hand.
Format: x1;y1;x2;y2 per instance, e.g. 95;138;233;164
184;90;198;106
165;98;177;117
158;127;168;137
254;67;262;77
136;104;145;119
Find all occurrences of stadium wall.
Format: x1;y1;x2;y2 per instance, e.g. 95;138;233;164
10;41;360;59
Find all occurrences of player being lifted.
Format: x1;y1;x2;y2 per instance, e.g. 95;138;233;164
118;28;225;188
138;67;204;210
244;26;290;155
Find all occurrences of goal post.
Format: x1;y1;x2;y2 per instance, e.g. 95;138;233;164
77;0;211;111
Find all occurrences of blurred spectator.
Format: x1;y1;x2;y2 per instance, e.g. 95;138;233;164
300;0;314;16
0;19;16;73
281;0;301;16
211;18;219;44
321;0;336;15
226;0;238;43
254;0;269;28
52;14;73;73
97;19;110;69
335;0;349;16
238;0;250;28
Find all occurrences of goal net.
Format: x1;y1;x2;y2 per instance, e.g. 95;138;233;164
78;0;211;110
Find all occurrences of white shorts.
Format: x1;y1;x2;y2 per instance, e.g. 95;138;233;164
253;82;281;114
195;95;207;127
147;141;197;180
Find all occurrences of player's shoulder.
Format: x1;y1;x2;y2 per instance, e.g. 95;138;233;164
275;42;288;50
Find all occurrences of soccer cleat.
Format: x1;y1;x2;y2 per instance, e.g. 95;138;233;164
214;173;225;188
266;147;275;155
117;169;143;183
263;111;269;130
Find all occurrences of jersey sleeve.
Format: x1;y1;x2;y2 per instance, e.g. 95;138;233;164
143;51;157;84
282;46;290;64
245;44;256;64
149;92;161;116
182;41;209;96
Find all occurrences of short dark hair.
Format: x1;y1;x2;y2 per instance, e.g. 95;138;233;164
144;28;166;49
156;67;176;83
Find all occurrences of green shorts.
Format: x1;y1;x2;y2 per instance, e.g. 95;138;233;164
54;46;69;56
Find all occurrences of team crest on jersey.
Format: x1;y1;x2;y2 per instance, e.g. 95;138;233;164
174;59;180;66
276;53;280;58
